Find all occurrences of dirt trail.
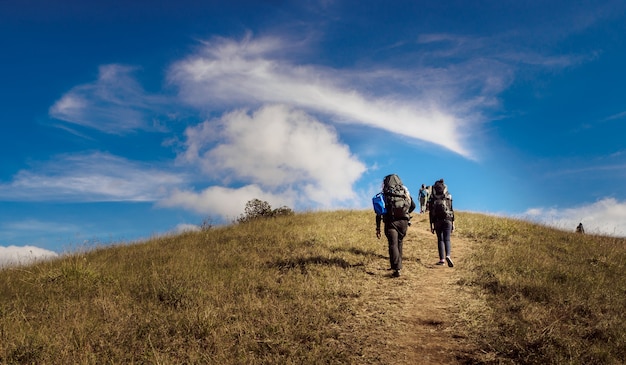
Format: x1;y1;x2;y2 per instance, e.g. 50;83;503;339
349;214;479;364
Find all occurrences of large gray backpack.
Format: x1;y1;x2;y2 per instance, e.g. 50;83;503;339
430;179;453;221
382;174;412;219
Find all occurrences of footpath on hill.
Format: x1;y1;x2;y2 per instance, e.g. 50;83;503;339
342;213;483;364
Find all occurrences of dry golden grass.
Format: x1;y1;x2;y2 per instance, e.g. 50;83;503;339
1;211;382;364
0;210;624;364
456;214;626;364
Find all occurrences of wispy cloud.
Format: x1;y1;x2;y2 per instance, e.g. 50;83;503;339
521;198;626;237
49;64;171;134
605;111;626;121
571;109;626;132
543;163;626;178
2;219;79;234
0;152;185;202
168;35;474;157
166;32;597;161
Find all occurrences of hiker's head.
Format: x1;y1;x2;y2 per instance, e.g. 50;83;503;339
421;184;425;188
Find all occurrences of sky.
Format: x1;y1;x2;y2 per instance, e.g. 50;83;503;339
2;0;626;266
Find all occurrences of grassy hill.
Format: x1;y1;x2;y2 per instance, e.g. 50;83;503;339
1;211;625;364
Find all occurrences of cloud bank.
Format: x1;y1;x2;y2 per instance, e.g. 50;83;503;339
41;34;484;219
161;104;366;218
522;198;626;237
38;33;620;228
0;246;59;268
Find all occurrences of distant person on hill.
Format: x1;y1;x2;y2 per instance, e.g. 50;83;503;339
375;174;416;278
576;223;585;234
418;184;430;214
428;179;455;267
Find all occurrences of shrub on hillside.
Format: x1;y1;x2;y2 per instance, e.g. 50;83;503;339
237;199;294;223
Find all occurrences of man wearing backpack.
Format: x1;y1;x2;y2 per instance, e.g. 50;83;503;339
418;184;429;213
428;179;455;267
375;174;416;278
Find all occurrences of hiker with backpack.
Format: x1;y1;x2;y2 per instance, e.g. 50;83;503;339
428;179;455;267
576;223;585;234
373;174;416;278
418;184;430;214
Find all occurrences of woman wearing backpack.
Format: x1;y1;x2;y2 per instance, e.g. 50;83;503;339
428;179;455;267
375;174;416;278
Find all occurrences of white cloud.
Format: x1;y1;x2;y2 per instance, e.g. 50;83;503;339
0;246;59;268
521;198;626;237
0;152;185;202
159;184;293;220
168;35;473;157
49;64;169;134
166;104;366;217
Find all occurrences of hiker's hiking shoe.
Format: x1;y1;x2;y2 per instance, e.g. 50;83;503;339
446;256;454;268
436;260;445;265
392;270;400;278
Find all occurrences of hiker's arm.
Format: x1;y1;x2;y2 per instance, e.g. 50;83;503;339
428;211;434;234
450;198;455;222
450;198;454;217
375;214;382;239
450;198;455;232
427;199;434;233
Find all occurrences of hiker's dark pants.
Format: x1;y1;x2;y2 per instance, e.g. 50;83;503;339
435;219;453;260
385;219;408;271
419;197;427;213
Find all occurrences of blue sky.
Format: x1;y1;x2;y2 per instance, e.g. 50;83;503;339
2;0;626;264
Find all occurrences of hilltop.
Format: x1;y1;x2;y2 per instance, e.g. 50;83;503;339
1;211;624;364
